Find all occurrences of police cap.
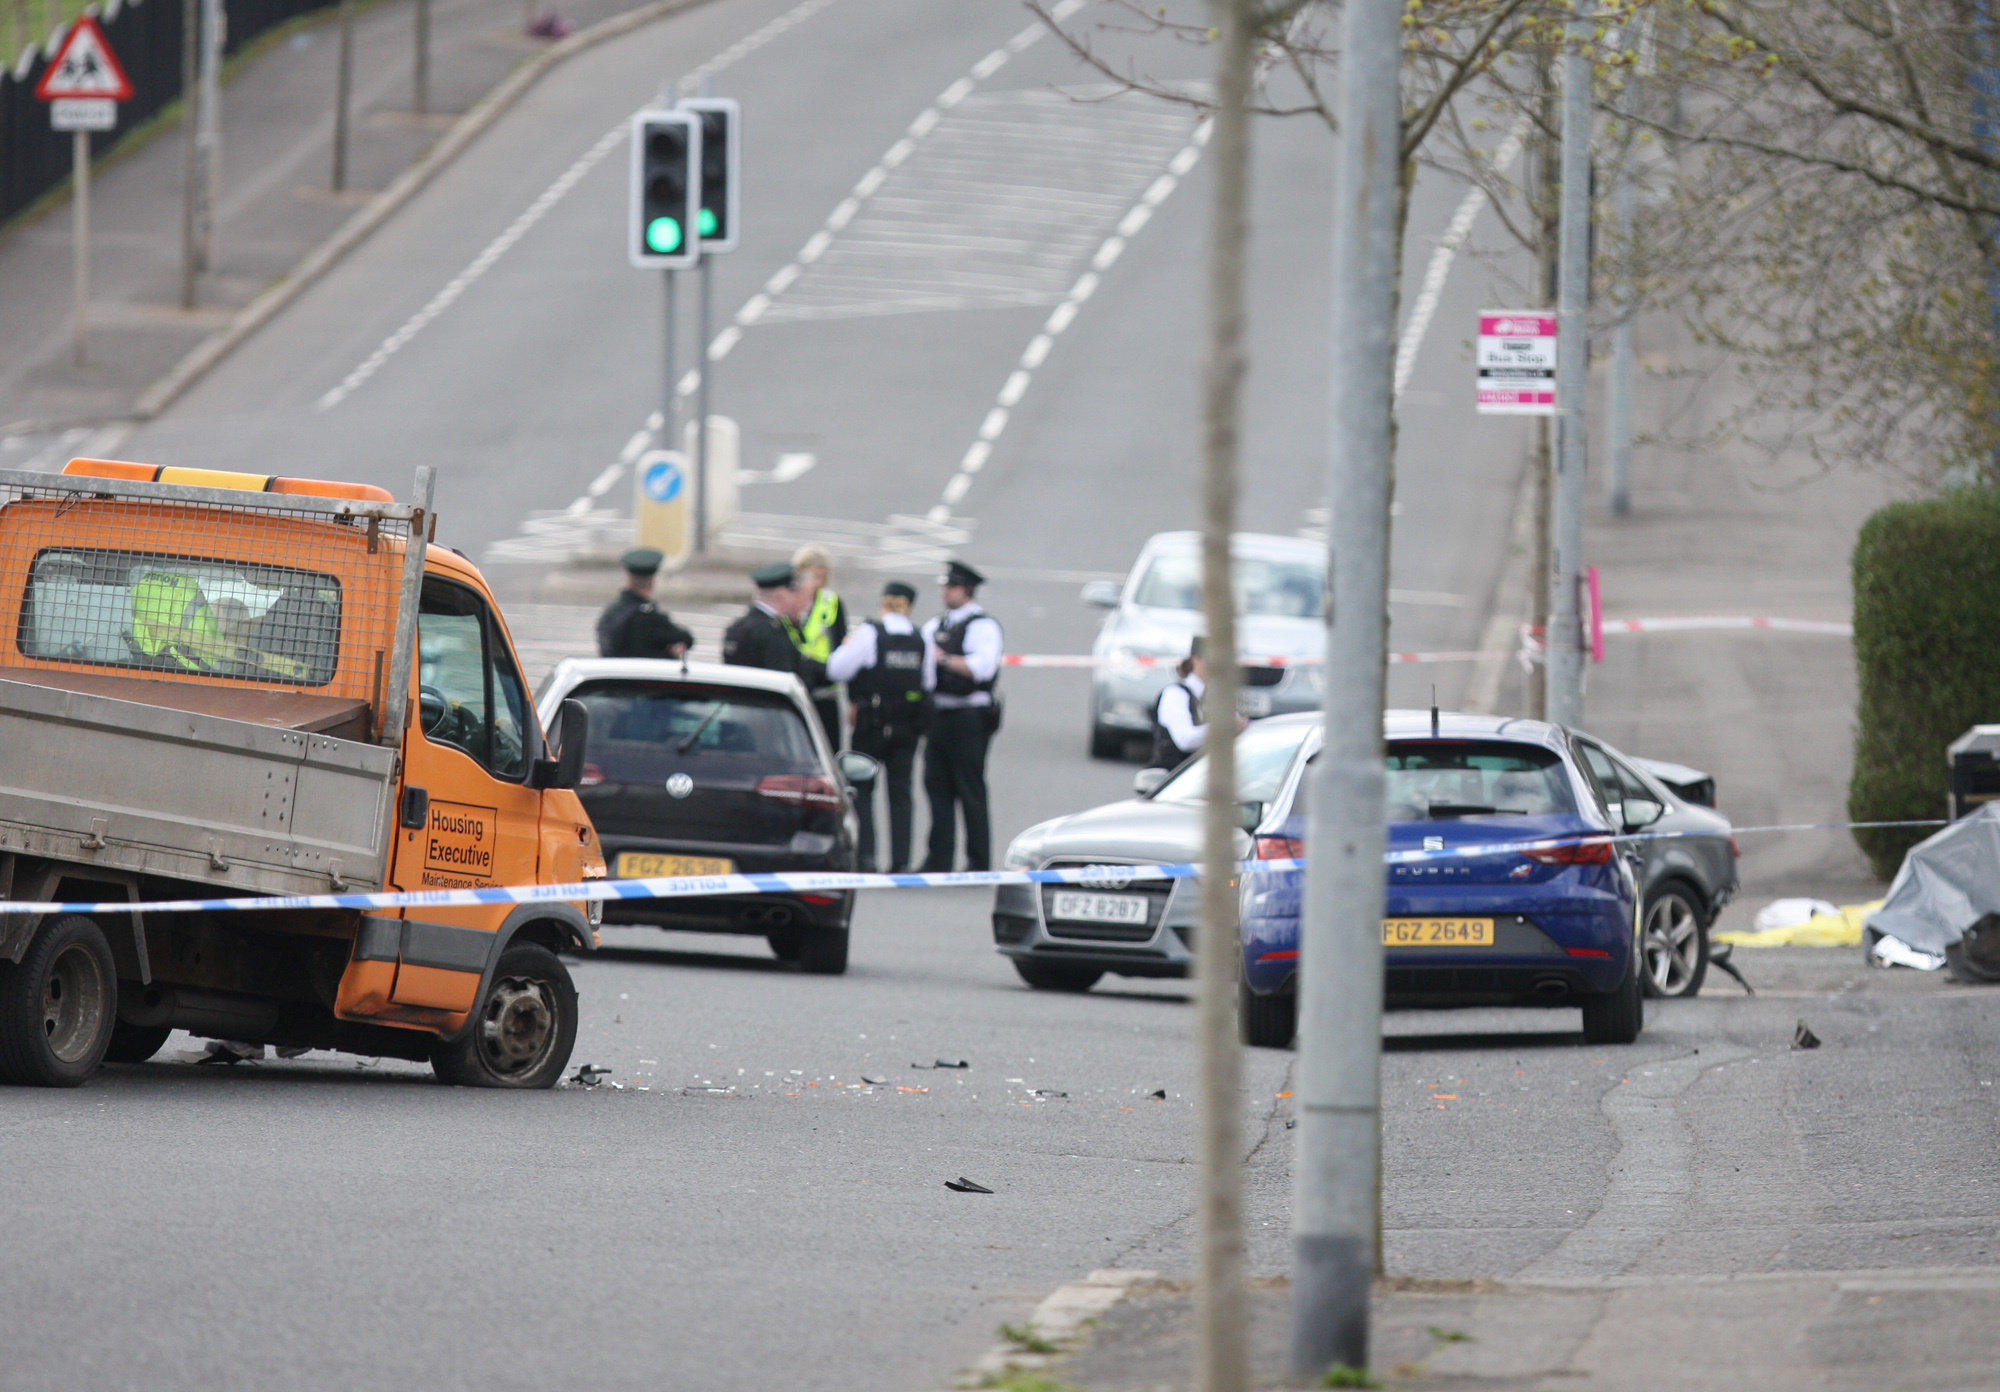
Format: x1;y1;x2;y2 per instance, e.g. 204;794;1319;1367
621;547;664;576
939;560;985;590
751;561;796;589
882;580;917;601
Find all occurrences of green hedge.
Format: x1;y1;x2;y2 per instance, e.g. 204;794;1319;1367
1849;488;2000;878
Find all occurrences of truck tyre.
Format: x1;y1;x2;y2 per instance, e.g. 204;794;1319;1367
103;1021;174;1064
1581;954;1645;1045
0;915;117;1087
430;944;576;1089
1013;959;1102;993
1239;976;1296;1049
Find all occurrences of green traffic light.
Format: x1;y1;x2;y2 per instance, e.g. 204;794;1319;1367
646;216;683;254
698;207;718;238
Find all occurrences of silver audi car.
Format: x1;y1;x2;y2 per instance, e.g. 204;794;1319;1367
1083;531;1325;758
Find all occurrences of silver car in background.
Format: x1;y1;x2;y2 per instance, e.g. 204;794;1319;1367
993;714;1320;991
1082;531;1325;758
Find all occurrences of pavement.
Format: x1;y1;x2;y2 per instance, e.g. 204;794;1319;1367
0;0;1968;1387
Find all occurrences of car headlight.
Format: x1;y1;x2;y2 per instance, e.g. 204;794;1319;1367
1003;818;1064;870
1296;662;1324;692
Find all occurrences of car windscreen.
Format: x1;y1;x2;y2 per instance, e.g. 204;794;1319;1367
1153;720;1312;806
1130;551;1323;619
568;680;819;778
1385;740;1576;819
20;546;341;685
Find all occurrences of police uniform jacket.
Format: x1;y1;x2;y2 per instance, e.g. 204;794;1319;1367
597;589;695;659
723;602;823;685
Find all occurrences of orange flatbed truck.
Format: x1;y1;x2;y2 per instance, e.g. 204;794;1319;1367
0;460;605;1088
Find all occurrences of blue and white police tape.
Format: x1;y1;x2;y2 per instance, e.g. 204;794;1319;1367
0;818;1951;919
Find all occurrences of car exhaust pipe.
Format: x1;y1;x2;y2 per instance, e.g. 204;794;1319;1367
738;904;794;928
1533;976;1570;999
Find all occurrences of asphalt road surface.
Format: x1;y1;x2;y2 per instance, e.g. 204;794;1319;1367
4;1;1976;1390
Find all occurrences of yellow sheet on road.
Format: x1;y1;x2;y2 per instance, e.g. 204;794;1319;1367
1715;901;1882;948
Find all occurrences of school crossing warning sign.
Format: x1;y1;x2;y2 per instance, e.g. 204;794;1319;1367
35;16;134;101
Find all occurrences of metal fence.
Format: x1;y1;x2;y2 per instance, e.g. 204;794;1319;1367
1;0;336;227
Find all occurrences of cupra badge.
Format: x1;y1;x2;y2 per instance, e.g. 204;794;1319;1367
666;773;694;798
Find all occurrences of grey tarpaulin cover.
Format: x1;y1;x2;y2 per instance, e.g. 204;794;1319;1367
1863;802;2000;956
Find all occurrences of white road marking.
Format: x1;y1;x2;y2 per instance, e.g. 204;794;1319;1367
487;8;1079;560
315;0;841;413
1392;118;1526;401
924;118;1211;523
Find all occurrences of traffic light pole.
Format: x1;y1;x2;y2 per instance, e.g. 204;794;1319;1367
694;253;712;555
663;267;678;468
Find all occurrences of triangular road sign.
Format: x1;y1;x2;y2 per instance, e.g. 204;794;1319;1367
35;17;134;102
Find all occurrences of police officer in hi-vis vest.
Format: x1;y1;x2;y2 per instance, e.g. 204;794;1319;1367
918;560;1003;872
787;544;848;749
826;580;927;872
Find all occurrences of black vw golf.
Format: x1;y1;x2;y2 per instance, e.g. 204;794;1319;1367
536;658;879;974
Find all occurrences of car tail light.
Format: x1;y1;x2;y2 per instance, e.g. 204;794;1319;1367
1522;838;1613;865
1565;946;1611;958
580;763;606;787
1730;837;1741;859
756;775;841;809
800;893;840;905
1255;836;1305;860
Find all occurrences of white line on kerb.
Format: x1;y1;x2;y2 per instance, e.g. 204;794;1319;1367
314;0;840;413
923;119;1211;525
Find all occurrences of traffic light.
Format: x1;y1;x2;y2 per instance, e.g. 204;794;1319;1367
629;108;701;269
678;97;741;255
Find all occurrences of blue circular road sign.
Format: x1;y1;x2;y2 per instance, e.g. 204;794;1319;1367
643;459;684;503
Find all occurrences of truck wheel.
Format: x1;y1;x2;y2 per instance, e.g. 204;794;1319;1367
0;915;117;1087
1239;976;1296;1049
430;945;576;1089
1013;959;1102;992
104;1022;174;1064
1580;955;1645;1045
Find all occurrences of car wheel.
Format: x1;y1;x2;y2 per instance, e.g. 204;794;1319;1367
1641;884;1709;998
0;915;118;1087
1580;953;1645;1045
1239;975;1295;1049
1089;724;1125;760
1013;959;1103;992
430;945;576;1089
795;930;849;975
103;1021;174;1064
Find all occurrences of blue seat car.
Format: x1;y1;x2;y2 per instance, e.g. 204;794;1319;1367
1240;712;1659;1048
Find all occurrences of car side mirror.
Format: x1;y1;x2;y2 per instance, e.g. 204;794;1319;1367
838;750;882;785
1236;800;1264;832
1622;795;1664;830
531;699;590;789
1080;580;1121;609
1133;767;1169;797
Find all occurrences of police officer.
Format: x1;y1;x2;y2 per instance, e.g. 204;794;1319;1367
722;562;822;687
827;581;927;872
788;544;848;748
596;548;695;659
1148;637;1211;770
918;560;1003;873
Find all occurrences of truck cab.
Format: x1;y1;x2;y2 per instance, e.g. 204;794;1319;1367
0;460;604;1087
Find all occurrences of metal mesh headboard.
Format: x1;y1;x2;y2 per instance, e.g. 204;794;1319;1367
0;467;432;744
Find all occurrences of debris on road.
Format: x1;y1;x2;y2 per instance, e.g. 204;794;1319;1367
1863;804;2000;973
1793;1020;1822;1050
912;1058;969;1069
1708;941;1755;994
1149;1088;1167;1100
275;1046;310;1059
186;1041;264;1065
1720;899;1877;949
570;1064;612;1087
945;1177;994;1193
861;1075;889;1085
